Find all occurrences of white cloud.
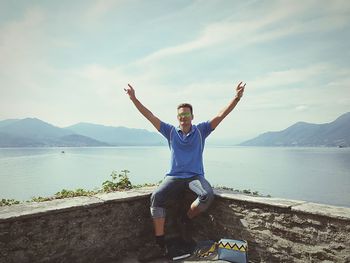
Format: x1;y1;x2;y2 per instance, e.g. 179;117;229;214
83;0;126;21
248;64;331;90
135;0;349;67
0;7;46;69
295;105;309;112
0;0;349;139
0;6;48;105
231;63;350;135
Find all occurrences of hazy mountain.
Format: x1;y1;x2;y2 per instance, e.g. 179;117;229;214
0;118;108;147
0;118;72;139
0;119;20;128
66;122;166;146
0;118;166;147
0;132;42;147
57;134;109;147
240;112;350;147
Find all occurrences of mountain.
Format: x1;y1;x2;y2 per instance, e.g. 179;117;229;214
0;119;20;128
240;112;350;147
0;118;166;147
0;118;72;139
0;118;108;147
66;123;165;146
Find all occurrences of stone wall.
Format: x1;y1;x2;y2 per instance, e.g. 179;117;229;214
0;189;155;263
0;188;349;263
194;190;350;263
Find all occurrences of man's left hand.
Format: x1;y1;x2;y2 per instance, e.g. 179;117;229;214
235;81;246;99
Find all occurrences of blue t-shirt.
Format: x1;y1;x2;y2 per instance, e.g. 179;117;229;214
159;121;213;178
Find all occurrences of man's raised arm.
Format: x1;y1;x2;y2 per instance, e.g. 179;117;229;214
124;84;161;131
210;81;246;130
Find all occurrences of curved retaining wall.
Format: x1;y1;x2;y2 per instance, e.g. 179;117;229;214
0;188;349;263
197;189;350;263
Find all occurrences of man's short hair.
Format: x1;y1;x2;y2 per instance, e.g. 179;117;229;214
177;103;193;115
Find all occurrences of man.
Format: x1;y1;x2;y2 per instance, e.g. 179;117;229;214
124;82;245;258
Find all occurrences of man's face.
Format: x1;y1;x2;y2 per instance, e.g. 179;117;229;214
177;107;193;128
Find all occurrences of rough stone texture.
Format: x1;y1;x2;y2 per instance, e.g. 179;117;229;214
0;190;155;263
194;190;350;263
0;188;350;263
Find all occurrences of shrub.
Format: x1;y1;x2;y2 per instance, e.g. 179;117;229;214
0;199;20;206
102;170;132;192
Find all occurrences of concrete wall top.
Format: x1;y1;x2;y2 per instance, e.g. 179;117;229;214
0;187;155;222
1;187;349;222
214;189;350;221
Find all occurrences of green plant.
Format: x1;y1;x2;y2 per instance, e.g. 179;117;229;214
215;185;270;198
3;170;137;205
133;182;158;188
102;170;132;192
30;196;52;202
54;188;95;199
243;189;252;194
0;198;20;206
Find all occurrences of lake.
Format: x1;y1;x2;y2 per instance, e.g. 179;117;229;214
0;146;349;207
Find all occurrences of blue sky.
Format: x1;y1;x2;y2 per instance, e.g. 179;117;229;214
1;0;349;143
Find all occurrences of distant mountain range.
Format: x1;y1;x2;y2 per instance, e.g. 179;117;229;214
240;112;350;147
0;118;165;147
1;112;349;147
66;123;165;146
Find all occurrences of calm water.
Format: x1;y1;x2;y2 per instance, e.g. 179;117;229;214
0;146;349;207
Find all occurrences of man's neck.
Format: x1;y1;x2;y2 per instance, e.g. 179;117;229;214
180;125;192;135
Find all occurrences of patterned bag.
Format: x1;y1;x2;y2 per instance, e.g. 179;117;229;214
191;240;218;260
217;238;248;263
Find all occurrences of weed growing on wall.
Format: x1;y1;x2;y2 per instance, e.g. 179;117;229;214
0;171;269;206
0;199;20;206
102;170;132;192
0;170;160;206
215;186;271;198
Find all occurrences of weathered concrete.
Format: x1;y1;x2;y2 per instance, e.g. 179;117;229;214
0;189;156;263
214;189;307;209
0;188;349;263
194;189;350;263
0;196;103;222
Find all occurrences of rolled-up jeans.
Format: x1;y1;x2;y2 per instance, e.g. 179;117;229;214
150;175;214;218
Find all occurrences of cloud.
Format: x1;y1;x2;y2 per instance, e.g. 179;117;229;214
0;7;46;68
248;64;331;90
1;0;349;138
135;1;349;66
0;6;48;103
295;105;309;112
83;0;126;21
240;63;350;120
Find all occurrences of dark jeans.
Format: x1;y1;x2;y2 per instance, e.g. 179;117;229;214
150;175;214;218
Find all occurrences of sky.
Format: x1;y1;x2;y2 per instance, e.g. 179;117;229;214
1;0;349;143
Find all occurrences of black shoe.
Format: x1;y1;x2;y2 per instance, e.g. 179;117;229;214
137;243;168;262
167;245;191;261
166;236;194;261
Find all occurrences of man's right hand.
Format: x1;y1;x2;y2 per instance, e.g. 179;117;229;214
123;83;161;131
124;84;136;100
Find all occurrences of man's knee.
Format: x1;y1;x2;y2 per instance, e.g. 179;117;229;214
150;190;167;218
199;188;214;202
150;206;166;218
150;188;164;206
194;189;214;212
150;190;157;204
